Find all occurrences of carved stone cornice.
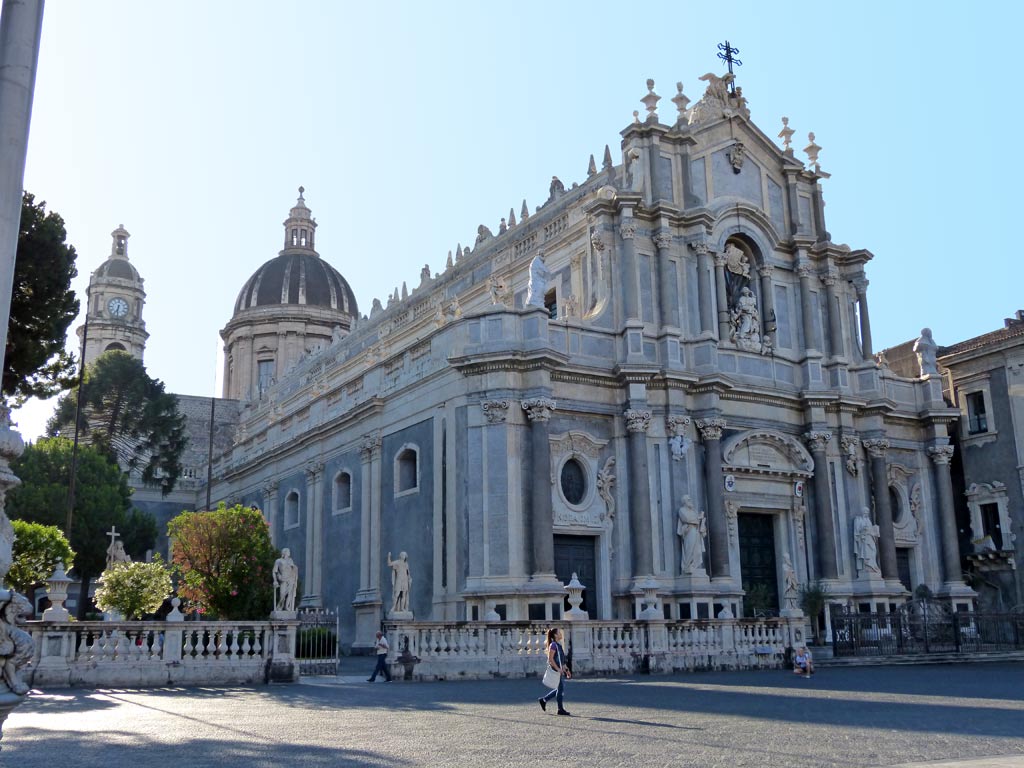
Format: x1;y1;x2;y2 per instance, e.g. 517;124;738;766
666;413;692;437
696;417;726;441
481;399;510;424
653;232;673;251
624;408;652;433
360;434;382;462
619;220;637;240
803;430;833;453
862;438;890;459
522;397;556;423
928;445;955;465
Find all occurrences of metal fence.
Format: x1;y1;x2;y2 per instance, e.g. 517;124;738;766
296;607;340;675
831;600;1024;658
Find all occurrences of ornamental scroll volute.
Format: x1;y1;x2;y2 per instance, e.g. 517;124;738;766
549;431;611;530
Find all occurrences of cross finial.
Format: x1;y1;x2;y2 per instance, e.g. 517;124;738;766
717;40;742;94
107;526;119;545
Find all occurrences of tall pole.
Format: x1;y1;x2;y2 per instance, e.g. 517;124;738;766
65;292;89;533
205;396;215;510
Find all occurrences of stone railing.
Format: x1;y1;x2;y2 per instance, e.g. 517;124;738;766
28;619;299;689
384;618;800;681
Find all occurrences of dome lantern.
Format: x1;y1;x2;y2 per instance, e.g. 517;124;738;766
283;186;317;253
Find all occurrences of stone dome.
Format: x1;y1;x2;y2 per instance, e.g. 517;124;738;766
231;188;358;319
95;256;140;281
233;252;358;317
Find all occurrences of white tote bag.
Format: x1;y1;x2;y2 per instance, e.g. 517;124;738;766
542;666;561;689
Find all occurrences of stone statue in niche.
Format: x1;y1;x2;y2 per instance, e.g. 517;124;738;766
676;496;707;575
853;507;881;577
525;251;550;308
388;551;412;616
730;287;762;352
913;328;939;377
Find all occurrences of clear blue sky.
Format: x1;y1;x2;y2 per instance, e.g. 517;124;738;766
13;0;1022;438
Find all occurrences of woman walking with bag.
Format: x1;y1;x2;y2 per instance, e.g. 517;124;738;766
538;627;571;716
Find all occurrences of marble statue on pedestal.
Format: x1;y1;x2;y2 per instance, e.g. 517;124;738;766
913;328;939;377
730;287;762;352
676;496;707;575
853;507;881;577
388;551;412;616
525;251;550;308
272;548;299;613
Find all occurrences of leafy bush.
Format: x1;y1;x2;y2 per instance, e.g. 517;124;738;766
168;503;275;620
7;519;75;593
93;558;172;620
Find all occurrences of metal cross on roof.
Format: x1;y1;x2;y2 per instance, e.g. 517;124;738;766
717;40;742;94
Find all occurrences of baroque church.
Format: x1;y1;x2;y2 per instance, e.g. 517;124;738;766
79;70;974;649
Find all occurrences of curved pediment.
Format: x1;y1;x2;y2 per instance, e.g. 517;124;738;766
722;429;813;477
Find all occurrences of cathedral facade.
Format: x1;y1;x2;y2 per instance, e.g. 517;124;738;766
96;72;973;649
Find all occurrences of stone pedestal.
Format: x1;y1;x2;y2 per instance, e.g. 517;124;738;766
352;591;382;651
41;564;72;622
270;610;298;621
268;620;298;682
636;577;662;620
387;610;414;622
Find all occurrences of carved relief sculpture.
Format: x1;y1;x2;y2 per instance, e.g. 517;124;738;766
488;276;512;307
676;496;707;575
596;457;616;521
624;409;652;433
727;141;746;173
522;398;556;423
667;414;692;462
0;591;32;695
853;507;881;577
481;400;510;424
840;435;860;476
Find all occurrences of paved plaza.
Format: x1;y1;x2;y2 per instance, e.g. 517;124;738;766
4;663;1023;768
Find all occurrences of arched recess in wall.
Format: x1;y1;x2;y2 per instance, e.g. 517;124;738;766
284;489;300;528
333;470;352;513
394;444;419;496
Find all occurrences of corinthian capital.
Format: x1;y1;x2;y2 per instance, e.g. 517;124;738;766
653;232;673;251
862;438;890;459
821;270;839;288
481;399;510;424
624;408;652;433
305;461;324;482
928;445;955;465
796;263;814;279
360;433;382;462
522;397;556;423
758;263;775;278
666;413;692;437
696;418;726;441
619;219;637;240
803;430;833;453
262;480;279;500
689;240;709;256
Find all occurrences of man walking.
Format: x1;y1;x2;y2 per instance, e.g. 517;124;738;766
367;630;392;682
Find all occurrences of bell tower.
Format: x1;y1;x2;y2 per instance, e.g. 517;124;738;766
77;225;149;366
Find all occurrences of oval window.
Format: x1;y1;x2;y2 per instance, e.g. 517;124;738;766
560;458;586;505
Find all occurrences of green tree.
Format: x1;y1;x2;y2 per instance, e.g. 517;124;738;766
6;520;75;594
168;503;276;620
93;558;172;620
47;350;186;494
5;192;80;405
5;437;156;617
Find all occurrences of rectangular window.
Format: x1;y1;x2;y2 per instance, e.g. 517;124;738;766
966;391;988;434
544;289;558;320
257;360;274;397
980;503;1003;549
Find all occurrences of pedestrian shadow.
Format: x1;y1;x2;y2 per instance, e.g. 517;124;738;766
583;715;700;730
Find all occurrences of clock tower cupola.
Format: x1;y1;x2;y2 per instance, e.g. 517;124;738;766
78;224;149;366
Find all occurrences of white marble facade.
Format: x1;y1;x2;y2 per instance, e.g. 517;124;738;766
122;73;974;650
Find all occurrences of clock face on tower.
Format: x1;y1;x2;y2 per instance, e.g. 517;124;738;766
108;297;129;318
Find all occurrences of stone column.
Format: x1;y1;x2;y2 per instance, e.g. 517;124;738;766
863;439;898;580
261;480;279;547
654;231;678;331
928;445;963;584
692;241;715;336
624;408;653;578
822;270;844;359
759;263;776;348
803;431;838;579
697;418;730;578
358;435;381;593
797;262;818;352
853;278;873;359
713;251;731;341
523;398;556;576
619;215;639;321
301;461;324;607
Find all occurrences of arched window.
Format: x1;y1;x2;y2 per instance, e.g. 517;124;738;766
284;490;300;528
395;445;419;496
333;471;352;513
105;342;126;353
